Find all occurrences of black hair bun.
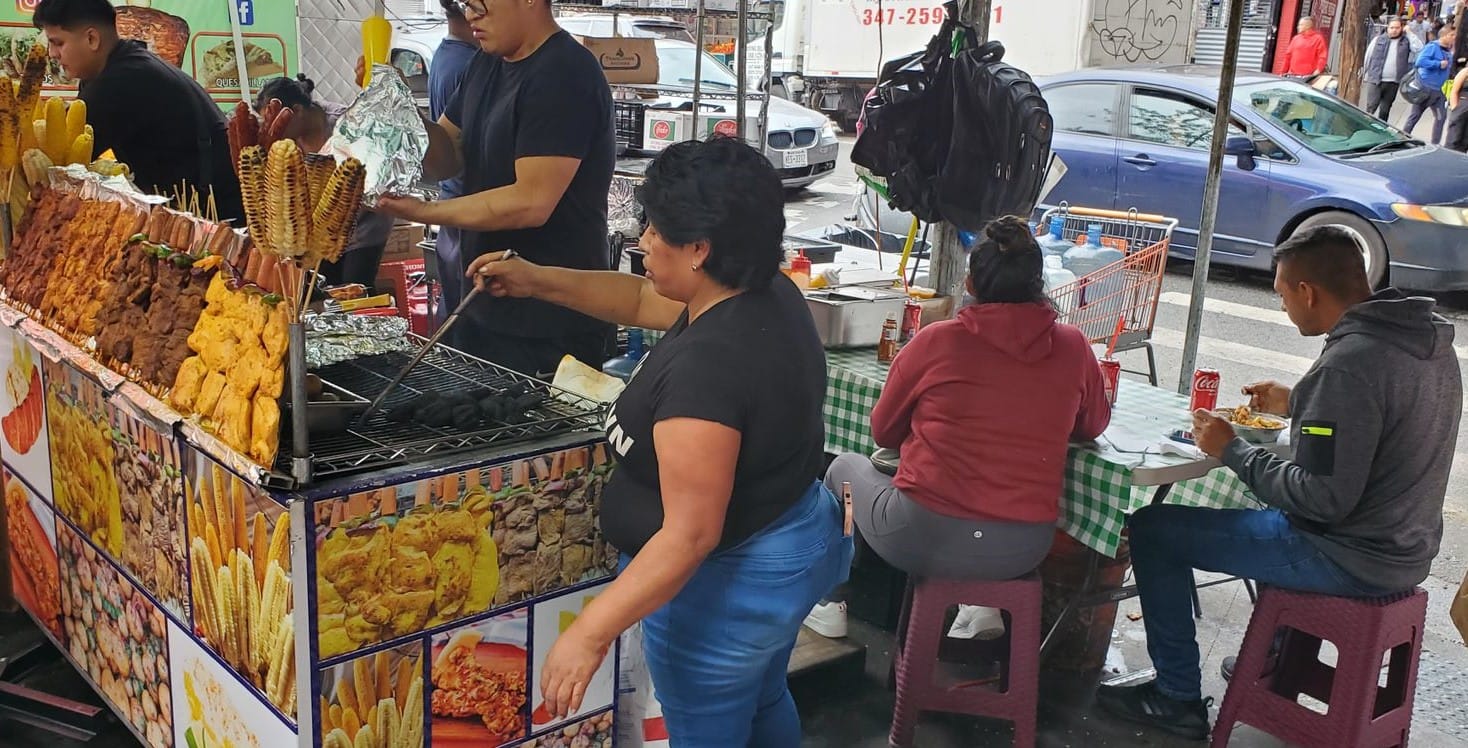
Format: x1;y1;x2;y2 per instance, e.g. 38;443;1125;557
984;215;1032;249
295;73;315;96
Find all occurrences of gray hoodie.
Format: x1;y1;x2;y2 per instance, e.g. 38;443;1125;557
1222;289;1462;591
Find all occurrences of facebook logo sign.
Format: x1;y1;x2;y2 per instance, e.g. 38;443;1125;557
237;1;255;25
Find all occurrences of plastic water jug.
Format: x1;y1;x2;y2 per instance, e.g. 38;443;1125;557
1063;225;1107;277
1037;217;1072;257
1043;255;1077;295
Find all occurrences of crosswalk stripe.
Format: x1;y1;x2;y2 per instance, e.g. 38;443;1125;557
1148;327;1317;377
1160;292;1468;360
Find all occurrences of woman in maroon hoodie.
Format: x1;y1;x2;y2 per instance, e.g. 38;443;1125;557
805;216;1112;639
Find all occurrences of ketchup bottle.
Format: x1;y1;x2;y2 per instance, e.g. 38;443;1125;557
789;250;812;290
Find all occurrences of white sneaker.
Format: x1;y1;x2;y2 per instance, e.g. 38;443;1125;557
947;605;1006;640
803;601;848;638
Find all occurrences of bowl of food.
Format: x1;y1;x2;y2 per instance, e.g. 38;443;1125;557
1215;405;1288;444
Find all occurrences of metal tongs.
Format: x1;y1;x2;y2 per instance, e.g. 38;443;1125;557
354;250;514;426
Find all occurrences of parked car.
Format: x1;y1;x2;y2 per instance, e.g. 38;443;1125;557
1038;65;1468;290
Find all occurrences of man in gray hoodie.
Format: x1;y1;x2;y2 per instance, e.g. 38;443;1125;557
1097;226;1462;740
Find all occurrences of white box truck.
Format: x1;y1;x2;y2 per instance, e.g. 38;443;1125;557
751;0;1192;131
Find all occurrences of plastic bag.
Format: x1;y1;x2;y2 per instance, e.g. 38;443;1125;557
1453;568;1468;645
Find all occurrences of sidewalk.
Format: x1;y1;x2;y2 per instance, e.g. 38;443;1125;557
793;570;1468;746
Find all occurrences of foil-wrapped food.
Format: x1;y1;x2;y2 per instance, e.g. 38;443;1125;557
325;64;428;208
305;312;413;369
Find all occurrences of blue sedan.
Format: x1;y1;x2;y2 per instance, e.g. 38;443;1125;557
1037;65;1468;290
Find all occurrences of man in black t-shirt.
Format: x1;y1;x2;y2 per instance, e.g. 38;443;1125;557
379;0;615;377
33;0;242;223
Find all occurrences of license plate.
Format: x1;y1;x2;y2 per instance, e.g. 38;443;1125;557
783;149;809;168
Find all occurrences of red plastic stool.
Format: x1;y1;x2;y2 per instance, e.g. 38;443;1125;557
1213;586;1427;748
889;573;1042;748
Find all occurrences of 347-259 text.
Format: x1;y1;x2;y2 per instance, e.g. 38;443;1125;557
858;4;1001;26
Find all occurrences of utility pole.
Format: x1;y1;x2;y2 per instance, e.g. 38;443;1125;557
931;0;992;307
1339;0;1370;105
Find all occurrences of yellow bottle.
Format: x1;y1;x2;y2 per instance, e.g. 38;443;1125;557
361;13;393;87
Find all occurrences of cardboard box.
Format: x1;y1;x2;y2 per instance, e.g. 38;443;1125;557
382;221;425;262
576;36;659;85
642;109;759;152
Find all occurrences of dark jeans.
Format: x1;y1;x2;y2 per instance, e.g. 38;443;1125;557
1446;101;1468;152
452;325;615;379
638;481;852;747
1128;505;1393;702
1366;81;1401;121
1405;88;1449;143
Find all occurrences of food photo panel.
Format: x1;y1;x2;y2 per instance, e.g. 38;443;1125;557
319;640;426;748
430;610;529;747
529;583;614;735
6;467;61;640
519;711;614;748
170;619;298;748
44;356;120;557
56;521;173;748
0;324;51;496
109;400;189;619
184;448;295;715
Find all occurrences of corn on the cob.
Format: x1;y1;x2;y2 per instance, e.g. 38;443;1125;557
30;119;45;161
266;611;294;704
399;677;423;748
21;148;50;189
216;565;237;665
237;550;258;677
267;510;290;570
325;728;353;748
15;45;45;115
237;145;270;252
327;703;343;734
336;675;360;722
190;538;219;638
375;697;398;748
310;158;365;263
64;99;86;143
265;139;311;256
0;75;19;171
43;97;66;164
305;155;335;207
394;656;416;706
352;724;375;748
66;132;92;165
251;512;268;587
353;657;375;725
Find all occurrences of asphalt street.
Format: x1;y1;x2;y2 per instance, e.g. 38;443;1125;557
790;137;1468;654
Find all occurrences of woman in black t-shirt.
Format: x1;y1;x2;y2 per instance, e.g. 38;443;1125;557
469;138;851;746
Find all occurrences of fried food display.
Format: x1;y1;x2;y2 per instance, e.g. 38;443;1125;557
520;714;615;748
493;446;617;606
58;525;173;748
185;458;296;715
431;629;526;744
320;647;425;748
6;475;60;639
169;274;288;466
46;360;122;558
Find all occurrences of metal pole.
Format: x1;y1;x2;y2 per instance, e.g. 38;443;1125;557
736;0;748;138
759;7;772;150
693;0;706;140
1178;0;1245;394
930;0;991;305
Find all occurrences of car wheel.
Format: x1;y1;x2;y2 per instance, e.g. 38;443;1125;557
1291;211;1388;289
837;111;861;134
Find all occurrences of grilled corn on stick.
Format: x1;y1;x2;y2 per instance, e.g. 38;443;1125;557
238;145;270;252
0;76;18;171
310;159;365;263
265;139;311;256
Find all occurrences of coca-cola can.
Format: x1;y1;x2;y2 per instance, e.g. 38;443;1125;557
1099;358;1120;406
901;298;922;341
1190;368;1221;412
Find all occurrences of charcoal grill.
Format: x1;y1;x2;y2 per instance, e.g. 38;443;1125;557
279;337;607;481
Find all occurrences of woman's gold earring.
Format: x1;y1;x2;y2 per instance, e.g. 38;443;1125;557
691;265;700;272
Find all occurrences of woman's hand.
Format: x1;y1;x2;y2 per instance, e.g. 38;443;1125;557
539;623;609;720
466;251;540;297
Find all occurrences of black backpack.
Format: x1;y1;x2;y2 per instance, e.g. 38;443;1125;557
938;43;1053;231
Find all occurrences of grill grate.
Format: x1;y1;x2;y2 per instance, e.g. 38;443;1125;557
279;339;607;482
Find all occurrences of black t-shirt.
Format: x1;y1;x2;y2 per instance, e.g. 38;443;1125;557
444;32;616;338
600;277;829;555
79;41;242;223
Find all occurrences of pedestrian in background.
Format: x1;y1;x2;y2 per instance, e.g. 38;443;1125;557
1406;25;1456;143
1444;63;1468;150
1364;17;1422;121
1283;17;1330;78
1410;11;1430;40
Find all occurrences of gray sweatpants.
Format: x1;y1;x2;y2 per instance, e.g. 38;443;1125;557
824;453;1054;592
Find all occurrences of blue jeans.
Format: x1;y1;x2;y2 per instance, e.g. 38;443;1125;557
637;481;854;747
1128;505;1392;702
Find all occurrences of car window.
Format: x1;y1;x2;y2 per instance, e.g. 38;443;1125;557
1045;84;1118;136
391;49;428;96
656;46;741;90
1238;80;1404;155
1128;88;1244;150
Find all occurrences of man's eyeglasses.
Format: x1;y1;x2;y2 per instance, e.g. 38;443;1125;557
451;0;488;18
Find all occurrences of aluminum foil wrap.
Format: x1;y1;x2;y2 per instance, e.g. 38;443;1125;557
607;173;643;238
305;312;413;369
326;64;428;207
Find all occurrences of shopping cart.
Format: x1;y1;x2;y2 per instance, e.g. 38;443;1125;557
1042;205;1177;386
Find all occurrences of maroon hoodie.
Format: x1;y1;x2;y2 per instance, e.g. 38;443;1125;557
871;302;1111;523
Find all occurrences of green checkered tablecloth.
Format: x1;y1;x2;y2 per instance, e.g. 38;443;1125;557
644;334;1258;557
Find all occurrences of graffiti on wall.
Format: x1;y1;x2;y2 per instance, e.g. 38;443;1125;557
1090;0;1190;64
